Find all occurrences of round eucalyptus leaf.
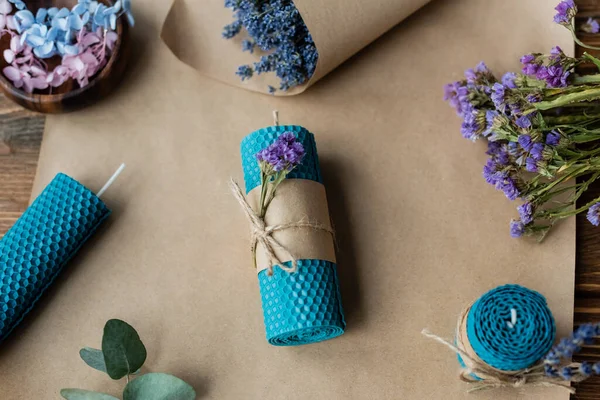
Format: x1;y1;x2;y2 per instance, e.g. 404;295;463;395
60;388;119;400
79;347;107;374
123;373;196;400
102;319;147;380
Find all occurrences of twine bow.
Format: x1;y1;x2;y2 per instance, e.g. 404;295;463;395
230;179;334;276
422;305;577;394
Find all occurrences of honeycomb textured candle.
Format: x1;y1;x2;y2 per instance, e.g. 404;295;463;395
463;284;556;372
0;173;110;343
241;125;345;346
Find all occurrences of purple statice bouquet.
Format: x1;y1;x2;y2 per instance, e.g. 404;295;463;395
222;0;318;94
445;0;600;239
0;0;133;93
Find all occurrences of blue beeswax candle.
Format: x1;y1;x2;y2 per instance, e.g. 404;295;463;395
458;284;556;374
240;125;345;346
0;173;111;343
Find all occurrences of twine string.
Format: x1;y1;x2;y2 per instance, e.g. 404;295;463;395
230;178;334;276
421;304;577;394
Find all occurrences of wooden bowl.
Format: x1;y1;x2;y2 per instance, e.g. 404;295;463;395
0;0;131;113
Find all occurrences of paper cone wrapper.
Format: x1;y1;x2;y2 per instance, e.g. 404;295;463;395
161;0;431;95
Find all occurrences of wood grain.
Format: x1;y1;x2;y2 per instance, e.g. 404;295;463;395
1;2;600;398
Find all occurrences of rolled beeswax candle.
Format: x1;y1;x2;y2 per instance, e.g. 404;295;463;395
240;125;345;346
0;173;111;343
457;284;556;376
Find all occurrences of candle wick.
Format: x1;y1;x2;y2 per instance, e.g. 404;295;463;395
97;163;126;198
507;308;517;329
273;110;279;126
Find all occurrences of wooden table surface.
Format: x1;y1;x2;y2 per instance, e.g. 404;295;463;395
2;3;600;399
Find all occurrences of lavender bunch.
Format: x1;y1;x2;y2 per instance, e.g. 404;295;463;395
544;323;600;382
256;132;305;217
445;0;600;239
222;0;318;93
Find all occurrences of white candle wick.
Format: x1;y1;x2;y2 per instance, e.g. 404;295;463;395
97;163;126;198
507;308;517;329
273;110;279;126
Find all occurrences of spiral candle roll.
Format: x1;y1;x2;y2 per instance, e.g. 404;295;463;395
0;173;110;343
458;284;556;374
240;125;345;346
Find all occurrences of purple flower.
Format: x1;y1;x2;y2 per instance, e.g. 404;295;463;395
583;17;600;33
587;203;600;226
536;65;570;88
526;93;542;103
550;45;564;59
502;72;517;89
444;81;471;117
544;323;600;380
531;143;546;160
518;135;533;152
515;115;532;129
483;110;499;137
521;53;540;76
525;157;538;172
491;83;507;112
518;202;534;224
460;112;481;141
510;220;525;237
554;0;576;25
256;132;305;172
498;176;520;200
483;159;507;186
546;130;561;146
464;61;490;83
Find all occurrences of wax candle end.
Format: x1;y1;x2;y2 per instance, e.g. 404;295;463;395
97;163;126;198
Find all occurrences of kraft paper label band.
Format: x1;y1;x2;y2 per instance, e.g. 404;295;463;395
247;179;336;274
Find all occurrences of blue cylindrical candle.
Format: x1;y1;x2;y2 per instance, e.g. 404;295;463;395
458;284;556;374
240;125;345;346
0;173;110;343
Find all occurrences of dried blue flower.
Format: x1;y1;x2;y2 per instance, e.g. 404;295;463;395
236;65;253;81
222;0;318;92
242;39;255;53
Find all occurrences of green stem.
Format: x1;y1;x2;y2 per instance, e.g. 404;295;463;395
573;74;600;85
571;27;600;51
534;88;600;111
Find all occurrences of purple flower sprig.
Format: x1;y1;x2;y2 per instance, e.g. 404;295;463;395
544;323;600;382
554;0;600;51
255;132;305;217
222;0;318;93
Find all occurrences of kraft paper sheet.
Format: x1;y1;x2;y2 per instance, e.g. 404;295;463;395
161;0;432;95
0;0;575;399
